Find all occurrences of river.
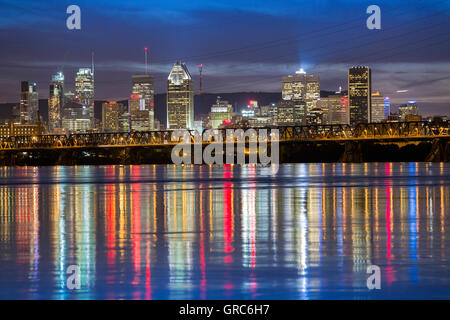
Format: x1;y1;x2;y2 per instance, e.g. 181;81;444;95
0;163;449;299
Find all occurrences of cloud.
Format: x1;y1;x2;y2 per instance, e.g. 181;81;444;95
0;0;449;115
0;0;64;29
2;0;448;29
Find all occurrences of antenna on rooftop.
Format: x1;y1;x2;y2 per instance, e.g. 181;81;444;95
144;47;148;75
91;51;95;75
198;64;203;94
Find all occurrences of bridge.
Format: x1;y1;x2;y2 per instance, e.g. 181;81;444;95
1;121;449;165
0;121;449;150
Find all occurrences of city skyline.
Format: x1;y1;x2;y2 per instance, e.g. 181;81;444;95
4;58;449;118
5;63;443;135
0;0;449;116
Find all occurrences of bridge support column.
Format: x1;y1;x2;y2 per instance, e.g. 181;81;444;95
340;141;363;163
426;139;449;162
445;141;450;162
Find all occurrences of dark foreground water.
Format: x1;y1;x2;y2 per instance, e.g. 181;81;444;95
0;163;449;299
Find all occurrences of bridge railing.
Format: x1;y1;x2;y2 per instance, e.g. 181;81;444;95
277;121;449;140
0;121;449;149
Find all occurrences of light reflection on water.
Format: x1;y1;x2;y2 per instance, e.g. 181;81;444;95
0;163;449;299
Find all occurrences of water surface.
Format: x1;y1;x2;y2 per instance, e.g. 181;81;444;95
0;163;449;299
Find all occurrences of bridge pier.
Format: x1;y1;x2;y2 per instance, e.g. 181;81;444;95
426;139;450;162
340;141;363;163
445;141;450;162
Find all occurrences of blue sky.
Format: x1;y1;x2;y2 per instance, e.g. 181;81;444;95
0;0;449;115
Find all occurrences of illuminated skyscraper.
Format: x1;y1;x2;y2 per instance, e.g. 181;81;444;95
398;101;419;121
318;94;349;124
61;101;91;132
19;81;39;124
210;97;233;129
306;107;324;125
371;92;387;123
282;68;320;117
48;72;64;132
276;100;306;126
132;75;154;104
384;96;390;119
64;91;76;103
129;95;153;131
102;101;127;132
75;68;94;128
130;75;154;131
348;66;371;125
167;61;194;130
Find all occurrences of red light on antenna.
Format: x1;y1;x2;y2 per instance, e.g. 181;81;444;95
144;47;148;51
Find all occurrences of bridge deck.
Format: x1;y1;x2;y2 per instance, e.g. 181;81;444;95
0;121;448;150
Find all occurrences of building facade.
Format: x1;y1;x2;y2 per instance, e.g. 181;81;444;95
102;101;127;132
383;96;390;119
0;121;45;139
75;68;95;128
276;100;305;126
128;95;153;131
61;101;91;132
282;69;320;118
19;81;39;124
305;108;324;125
348;66;371;125
48;72;64;132
167;61;194;130
318;94;349;125
371;92;388;123
210;97;234;128
398;101;419;121
131;75;154;130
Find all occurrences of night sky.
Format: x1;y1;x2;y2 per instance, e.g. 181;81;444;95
0;0;449;115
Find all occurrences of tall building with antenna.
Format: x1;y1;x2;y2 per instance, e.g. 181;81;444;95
167;61;194;130
19;81;39;124
74;54;95;129
145;47;148;74
48;72;64;132
75;68;95;129
281;68;320;124
198;64;203;94
129;47;154;131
